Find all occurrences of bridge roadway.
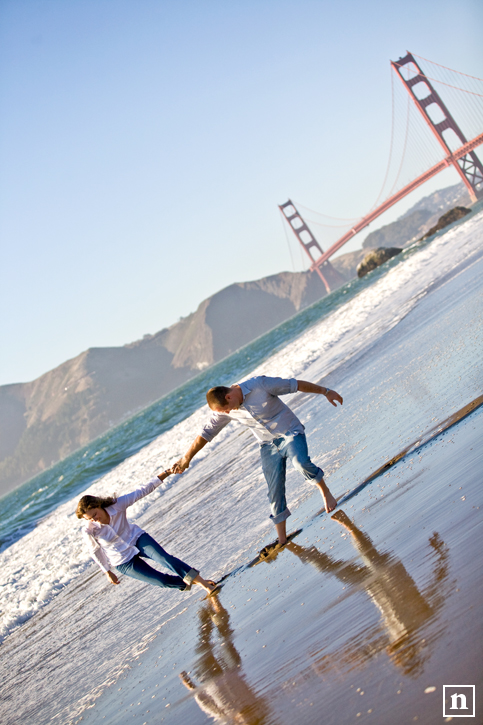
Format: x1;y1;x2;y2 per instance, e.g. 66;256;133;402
311;131;483;271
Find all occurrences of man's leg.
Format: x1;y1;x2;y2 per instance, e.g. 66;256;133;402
314;479;337;513
260;441;291;544
274;520;287;545
284;434;337;514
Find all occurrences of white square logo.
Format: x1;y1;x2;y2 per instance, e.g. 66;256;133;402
443;685;475;717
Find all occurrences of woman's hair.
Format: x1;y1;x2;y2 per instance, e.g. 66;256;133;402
76;494;117;519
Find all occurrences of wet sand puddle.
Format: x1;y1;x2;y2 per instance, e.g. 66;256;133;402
82;399;483;725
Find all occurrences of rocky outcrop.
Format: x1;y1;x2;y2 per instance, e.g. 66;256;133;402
357;247;402;278
330;249;369;281
419;206;471;240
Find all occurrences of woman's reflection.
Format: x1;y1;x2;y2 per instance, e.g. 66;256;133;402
180;596;270;724
287;510;450;675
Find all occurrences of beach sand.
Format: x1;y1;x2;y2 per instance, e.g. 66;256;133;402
1;218;482;725
78;243;483;724
79;400;482;725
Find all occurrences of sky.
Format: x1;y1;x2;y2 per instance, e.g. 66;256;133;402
1;0;482;386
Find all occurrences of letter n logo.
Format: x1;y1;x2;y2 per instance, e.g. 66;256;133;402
443;686;475;717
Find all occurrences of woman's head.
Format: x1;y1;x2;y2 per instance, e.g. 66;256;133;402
76;494;116;521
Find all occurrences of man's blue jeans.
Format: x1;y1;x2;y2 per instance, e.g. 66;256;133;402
260;433;324;525
116;533;199;591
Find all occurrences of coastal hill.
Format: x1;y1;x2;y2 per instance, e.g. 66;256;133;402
362;182;470;248
0;270;332;494
0;182;470;495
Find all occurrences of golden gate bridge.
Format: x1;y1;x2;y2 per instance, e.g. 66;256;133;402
279;52;483;293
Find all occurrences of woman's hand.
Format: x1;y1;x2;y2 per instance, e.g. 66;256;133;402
157;468;172;481
106;570;119;585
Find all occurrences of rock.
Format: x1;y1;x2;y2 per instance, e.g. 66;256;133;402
357;247;402;278
330;249;369;280
419;206;471;240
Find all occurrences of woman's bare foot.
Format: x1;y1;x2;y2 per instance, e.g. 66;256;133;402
315;478;337;513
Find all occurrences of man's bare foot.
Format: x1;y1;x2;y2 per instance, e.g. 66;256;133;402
192;575;218;595
331;509;352;529
275;520;287;546
316;478;337;513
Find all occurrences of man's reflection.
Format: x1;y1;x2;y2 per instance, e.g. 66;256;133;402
180;596;270;724
287;510;450;675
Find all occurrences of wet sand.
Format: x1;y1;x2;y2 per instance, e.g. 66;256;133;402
82;401;483;725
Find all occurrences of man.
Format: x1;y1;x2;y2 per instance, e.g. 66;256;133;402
173;376;343;545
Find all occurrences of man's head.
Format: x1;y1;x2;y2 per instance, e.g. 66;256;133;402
206;385;242;412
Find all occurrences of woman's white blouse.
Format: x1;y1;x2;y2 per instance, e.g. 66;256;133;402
81;477;162;572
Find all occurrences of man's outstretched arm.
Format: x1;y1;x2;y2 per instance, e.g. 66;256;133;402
172;436;208;473
296;380;343;408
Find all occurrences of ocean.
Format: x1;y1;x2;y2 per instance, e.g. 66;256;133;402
1;206;482;725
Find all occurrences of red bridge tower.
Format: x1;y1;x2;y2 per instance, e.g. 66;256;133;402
278;200;346;294
392;52;483;201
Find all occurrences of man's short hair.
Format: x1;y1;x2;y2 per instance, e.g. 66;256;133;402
206;386;230;409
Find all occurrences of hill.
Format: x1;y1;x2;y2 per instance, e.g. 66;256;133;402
362;182;470;248
0;269;335;494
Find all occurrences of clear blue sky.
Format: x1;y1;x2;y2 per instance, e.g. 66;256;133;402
1;0;482;386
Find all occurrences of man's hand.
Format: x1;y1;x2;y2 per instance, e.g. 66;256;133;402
326;389;343;407
297;380;343;407
172;436;208;474
106;570;119;585
172;457;189;474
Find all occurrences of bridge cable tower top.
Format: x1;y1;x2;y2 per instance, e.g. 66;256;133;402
392;51;483;201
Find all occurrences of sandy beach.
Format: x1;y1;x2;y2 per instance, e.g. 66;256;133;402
1;212;482;725
78;400;482;725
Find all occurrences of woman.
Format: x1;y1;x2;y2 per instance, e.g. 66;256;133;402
76;469;218;595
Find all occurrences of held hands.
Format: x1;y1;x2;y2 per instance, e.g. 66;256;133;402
326;389;343;407
106;570;119;585
172;457;190;474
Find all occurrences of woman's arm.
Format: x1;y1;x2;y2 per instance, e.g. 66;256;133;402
106;570;119;585
83;529;112;573
114;470;173;511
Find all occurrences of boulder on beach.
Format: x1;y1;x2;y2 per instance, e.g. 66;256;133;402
420;206;471;240
357;247;402;278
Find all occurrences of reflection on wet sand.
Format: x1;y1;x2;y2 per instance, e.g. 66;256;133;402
287;510;450;675
180;597;271;724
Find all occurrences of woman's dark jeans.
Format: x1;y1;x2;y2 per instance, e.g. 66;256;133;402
116;532;198;590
